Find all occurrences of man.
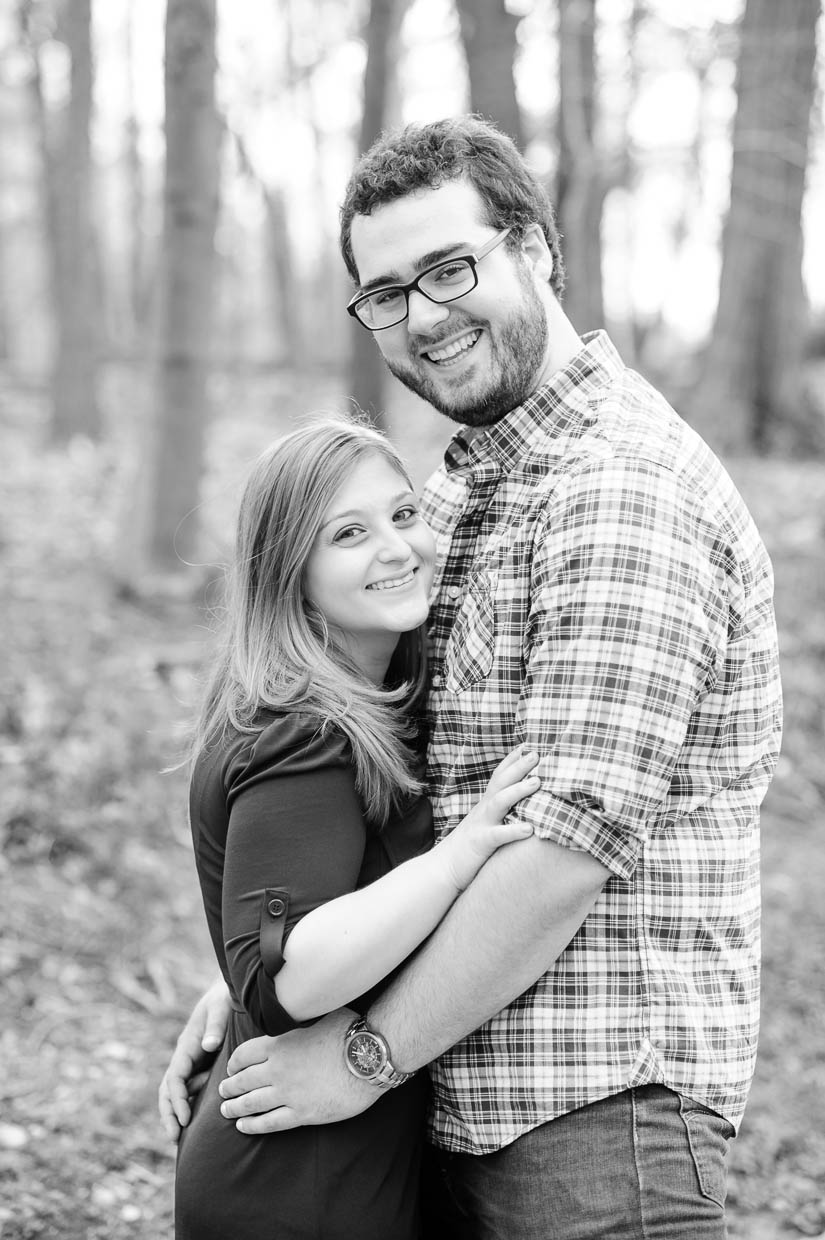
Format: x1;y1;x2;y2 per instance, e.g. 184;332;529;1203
160;117;781;1238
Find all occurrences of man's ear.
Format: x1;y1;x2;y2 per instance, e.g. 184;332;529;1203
521;224;554;284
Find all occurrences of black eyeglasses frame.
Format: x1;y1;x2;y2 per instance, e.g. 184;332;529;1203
346;227;512;332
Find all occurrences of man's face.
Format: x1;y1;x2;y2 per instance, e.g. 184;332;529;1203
349;180;551;427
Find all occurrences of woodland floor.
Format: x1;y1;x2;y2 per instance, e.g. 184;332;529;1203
0;367;824;1239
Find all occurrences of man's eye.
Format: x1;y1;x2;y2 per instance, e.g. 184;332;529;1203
371;287;404;308
432;261;470;285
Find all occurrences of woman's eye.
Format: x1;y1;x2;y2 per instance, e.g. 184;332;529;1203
393;506;418;524
333;525;363;543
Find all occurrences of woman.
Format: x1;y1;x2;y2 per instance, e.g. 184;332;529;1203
174;416;540;1239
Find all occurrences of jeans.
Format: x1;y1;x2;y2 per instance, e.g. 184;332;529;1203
420;1086;735;1240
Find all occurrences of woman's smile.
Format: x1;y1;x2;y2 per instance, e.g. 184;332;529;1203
367;568;418;591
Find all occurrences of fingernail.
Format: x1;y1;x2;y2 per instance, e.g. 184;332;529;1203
203;1035;220;1050
522;749;537;760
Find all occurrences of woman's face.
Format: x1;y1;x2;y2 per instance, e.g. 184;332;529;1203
303;454;435;679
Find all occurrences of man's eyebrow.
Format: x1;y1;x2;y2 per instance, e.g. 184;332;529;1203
320;489;415;530
358;242;473;295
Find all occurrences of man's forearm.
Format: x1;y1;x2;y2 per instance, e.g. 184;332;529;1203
368;834;610;1071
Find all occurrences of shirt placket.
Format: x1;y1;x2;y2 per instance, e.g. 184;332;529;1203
428;458;501;694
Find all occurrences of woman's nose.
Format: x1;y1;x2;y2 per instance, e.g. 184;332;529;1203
376;527;412;561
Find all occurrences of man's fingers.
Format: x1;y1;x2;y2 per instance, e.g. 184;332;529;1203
236;1107;298;1136
219;1062;273;1100
226;1035;274;1076
220;1085;280;1120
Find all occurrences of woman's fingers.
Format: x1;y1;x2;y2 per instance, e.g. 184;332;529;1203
492;772;541;814
489;820;533;845
485;748;539;795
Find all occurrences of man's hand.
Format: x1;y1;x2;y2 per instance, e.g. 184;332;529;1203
158;976;232;1142
218;1008;377;1134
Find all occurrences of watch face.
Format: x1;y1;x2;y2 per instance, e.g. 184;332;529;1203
347;1031;387;1078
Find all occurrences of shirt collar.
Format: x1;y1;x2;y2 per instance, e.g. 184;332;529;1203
442;330;625;479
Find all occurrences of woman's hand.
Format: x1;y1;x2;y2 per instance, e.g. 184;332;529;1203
436;747;540;891
158;976;231;1142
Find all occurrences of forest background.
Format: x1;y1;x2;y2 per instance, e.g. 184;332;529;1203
1;0;824;1236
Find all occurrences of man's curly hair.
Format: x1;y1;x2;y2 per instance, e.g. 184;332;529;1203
339;115;565;298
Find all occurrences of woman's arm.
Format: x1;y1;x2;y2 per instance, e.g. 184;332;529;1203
276;747;539;1019
221;748;538;1030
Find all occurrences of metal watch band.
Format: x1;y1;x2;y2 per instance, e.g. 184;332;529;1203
344;1017;416;1090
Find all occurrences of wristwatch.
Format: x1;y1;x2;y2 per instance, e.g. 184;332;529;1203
344;1017;416;1090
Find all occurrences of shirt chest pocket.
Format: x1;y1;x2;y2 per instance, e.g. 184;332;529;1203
444;574;496;694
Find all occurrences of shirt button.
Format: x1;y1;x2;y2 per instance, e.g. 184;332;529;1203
431;673;443;688
447;585;462;600
267;897;286;917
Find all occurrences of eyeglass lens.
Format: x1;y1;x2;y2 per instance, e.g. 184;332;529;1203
355;258;476;329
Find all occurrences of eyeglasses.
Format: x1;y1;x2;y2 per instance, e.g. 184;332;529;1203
346;227;512;332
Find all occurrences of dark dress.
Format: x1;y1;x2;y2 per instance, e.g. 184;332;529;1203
175;711;433;1240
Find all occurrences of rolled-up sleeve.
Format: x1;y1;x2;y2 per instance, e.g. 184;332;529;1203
516;457;727;878
221;762;367;1033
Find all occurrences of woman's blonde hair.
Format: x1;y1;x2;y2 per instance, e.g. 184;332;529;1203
193;414;428;824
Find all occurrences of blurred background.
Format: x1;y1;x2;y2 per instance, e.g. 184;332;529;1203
1;1;823;1236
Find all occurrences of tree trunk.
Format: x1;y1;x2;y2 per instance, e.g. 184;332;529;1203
347;0;409;429
124;5;149;340
264;187;304;368
691;0;819;453
228;120;304;369
138;0;220;576
556;0;604;335
454;0;523;148
0;176;9;361
39;0;100;441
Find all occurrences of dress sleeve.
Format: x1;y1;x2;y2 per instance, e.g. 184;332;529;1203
221;724;369;1035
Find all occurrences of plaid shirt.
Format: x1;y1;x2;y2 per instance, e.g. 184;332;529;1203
420;332;782;1154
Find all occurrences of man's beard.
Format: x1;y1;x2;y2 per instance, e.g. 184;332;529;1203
385;273;549;428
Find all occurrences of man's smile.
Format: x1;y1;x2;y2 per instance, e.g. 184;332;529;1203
421;329;482;365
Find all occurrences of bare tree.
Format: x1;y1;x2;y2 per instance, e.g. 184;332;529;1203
227;123;303;368
691;0;820;452
555;0;605;335
348;0;410;428
136;0;220;576
123;5;149;340
21;0;100;440
454;0;523;147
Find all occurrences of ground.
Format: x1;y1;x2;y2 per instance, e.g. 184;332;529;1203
0;369;823;1238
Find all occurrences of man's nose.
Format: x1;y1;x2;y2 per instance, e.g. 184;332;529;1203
406;288;450;335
